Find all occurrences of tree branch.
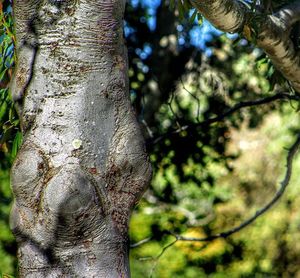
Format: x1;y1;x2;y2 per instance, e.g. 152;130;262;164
190;0;300;92
190;0;247;33
130;237;153;248
132;132;300;248
276;1;300;30
150;92;300;146
172;131;300;242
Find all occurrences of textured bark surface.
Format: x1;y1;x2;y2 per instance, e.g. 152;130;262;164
191;0;300;92
10;0;152;277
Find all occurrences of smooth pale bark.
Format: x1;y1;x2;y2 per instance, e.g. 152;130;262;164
10;1;152;277
191;0;300;92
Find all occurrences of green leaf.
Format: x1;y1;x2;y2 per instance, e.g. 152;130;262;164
197;13;203;25
11;131;23;158
9;105;15;122
177;0;185;20
256;57;268;69
170;0;175;10
182;0;192;12
0;100;7;121
0;67;7;82
189;9;198;24
267;64;274;78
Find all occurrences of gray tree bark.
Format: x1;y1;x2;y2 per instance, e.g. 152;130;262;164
191;0;300;92
10;0;152;277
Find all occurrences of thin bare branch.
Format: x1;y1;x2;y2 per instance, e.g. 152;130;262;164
148;239;178;278
130;237;153;248
134;131;300;252
198;93;300;126
168;89;182;129
137;238;178;278
169;132;300;243
150;92;300;145
141;119;154;139
180;78;201;123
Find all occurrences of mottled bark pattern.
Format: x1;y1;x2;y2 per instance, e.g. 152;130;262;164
10;0;152;277
191;0;300;92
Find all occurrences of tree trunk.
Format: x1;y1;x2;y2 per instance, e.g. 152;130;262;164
10;1;152;276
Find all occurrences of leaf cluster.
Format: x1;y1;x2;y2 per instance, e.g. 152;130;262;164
0;1;21;167
168;0;203;24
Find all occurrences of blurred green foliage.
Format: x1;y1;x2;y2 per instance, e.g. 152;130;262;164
0;169;16;276
0;1;18;276
130;103;300;277
0;0;20;166
1;0;300;277
126;1;300;277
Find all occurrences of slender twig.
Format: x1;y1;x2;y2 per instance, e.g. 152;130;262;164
141;119;154;139
137;238;178;278
134;93;300;276
168;89;182;129
150;92;300;145
198;93;300;127
149;239;178;278
135;132;300;247
138;238;178;262
130;237;153;248
173;132;300;242
180;78;201;123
